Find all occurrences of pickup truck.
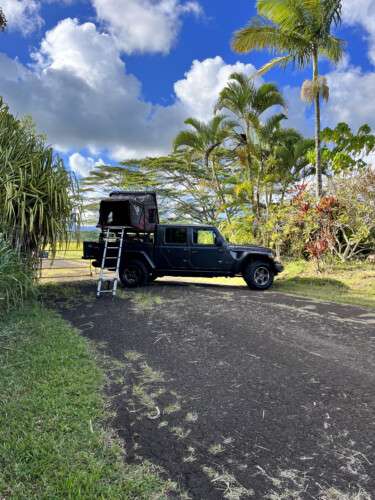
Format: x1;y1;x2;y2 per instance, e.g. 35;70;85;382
83;224;283;290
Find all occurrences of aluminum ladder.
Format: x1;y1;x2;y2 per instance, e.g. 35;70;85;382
96;226;125;298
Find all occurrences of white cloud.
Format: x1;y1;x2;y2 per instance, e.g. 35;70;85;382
1;16;374;165
92;0;202;54
342;0;375;33
324;64;375;129
282;85;312;136
0;18;264;161
31;18;128;88
1;0;43;34
283;62;375;139
342;0;375;64
69;152;105;177
174;56;258;121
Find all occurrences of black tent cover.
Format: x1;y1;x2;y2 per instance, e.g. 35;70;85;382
97;191;159;232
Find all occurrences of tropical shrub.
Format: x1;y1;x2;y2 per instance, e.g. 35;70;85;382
258;184;314;258
0;99;80;257
259;170;375;263
328;169;375;261
0;239;35;316
320;123;375;173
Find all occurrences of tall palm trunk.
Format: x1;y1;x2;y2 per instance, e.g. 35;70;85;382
313;49;322;198
245;123;255;210
205;148;231;223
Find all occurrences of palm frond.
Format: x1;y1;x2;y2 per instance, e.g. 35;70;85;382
232;22;309;54
184;117;205;134
301;79;315;103
317;0;342;28
174;130;200;151
301;77;330;103
319;35;345;63
258;0;315;32
257;55;292;75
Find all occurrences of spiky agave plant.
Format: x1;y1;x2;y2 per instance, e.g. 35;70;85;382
0;99;80;260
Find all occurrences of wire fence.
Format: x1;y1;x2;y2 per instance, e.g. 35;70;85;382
38;247;99;282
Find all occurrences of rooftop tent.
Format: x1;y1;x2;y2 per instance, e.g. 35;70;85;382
97;191;159;232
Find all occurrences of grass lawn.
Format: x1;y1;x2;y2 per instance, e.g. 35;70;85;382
160;260;375;309
273;260;375;309
0;304;173;499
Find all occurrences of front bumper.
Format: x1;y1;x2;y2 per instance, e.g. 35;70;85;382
273;261;284;274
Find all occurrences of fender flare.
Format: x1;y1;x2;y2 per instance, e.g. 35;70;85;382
238;253;276;274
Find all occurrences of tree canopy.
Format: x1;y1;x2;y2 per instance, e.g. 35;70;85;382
232;0;345;198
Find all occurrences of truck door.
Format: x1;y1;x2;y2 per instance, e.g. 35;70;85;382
156;227;190;269
190;228;229;270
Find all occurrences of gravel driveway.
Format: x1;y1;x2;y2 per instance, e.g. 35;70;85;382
54;281;375;499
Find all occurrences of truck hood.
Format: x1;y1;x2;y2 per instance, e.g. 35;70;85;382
227;244;272;255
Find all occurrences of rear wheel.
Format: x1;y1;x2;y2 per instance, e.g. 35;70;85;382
120;260;148;288
243;260;274;290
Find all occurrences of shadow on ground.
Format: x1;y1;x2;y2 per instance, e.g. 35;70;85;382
48;281;375;499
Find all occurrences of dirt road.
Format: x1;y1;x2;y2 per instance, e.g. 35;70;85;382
55;281;375;499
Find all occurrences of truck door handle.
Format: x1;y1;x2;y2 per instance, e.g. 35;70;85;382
191;250;198;254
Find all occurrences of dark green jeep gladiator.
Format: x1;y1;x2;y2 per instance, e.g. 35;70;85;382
84;223;283;290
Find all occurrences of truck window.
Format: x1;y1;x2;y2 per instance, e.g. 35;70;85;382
193;229;216;245
165;227;187;244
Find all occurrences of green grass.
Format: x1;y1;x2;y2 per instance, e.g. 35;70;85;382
0;304;172;499
274;260;375;309
159;259;375;309
0;240;35;316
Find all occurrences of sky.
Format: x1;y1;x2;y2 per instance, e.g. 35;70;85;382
1;0;375;178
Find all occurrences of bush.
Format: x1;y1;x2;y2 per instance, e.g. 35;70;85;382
0;99;80;257
329;170;375;260
0;239;35;315
257;170;375;264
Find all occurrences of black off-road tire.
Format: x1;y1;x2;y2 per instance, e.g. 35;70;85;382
120;260;148;288
243;260;274;290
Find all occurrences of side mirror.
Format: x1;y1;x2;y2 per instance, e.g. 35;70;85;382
216;239;223;247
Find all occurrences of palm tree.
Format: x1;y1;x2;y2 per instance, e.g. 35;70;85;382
174;115;234;222
252;112;288;216
232;0;344;197
0;7;6;31
215;72;286;213
268;129;314;203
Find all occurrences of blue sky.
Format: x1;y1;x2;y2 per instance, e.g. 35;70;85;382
1;0;375;176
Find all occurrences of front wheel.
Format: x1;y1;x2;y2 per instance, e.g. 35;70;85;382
243;260;274;290
120;260;148;288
